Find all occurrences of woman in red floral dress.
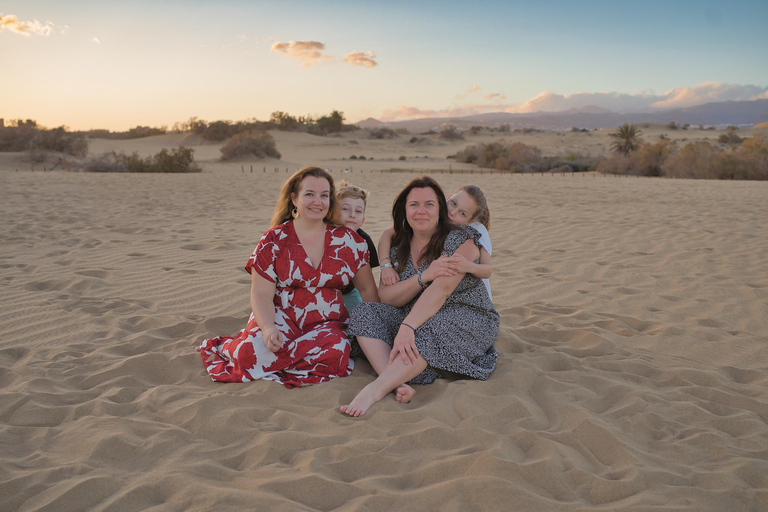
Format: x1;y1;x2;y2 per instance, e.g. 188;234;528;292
199;167;378;388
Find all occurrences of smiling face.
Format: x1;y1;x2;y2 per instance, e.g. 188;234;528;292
405;187;440;235
447;190;479;225
338;197;366;231
292;176;331;221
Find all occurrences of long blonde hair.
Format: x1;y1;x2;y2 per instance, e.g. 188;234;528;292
271;166;339;226
456;184;490;229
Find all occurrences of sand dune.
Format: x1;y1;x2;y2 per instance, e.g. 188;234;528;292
1;133;767;510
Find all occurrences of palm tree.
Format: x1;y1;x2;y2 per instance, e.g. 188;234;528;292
609;123;643;155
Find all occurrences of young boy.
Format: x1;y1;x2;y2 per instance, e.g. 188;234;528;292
337;181;379;312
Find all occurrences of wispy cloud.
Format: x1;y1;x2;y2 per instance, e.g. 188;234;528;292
91;36;101;45
0;13;54;37
343;51;377;67
456;85;506;101
271;40;333;67
380;103;508;122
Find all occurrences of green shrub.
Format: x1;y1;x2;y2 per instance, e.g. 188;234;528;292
399;155;406;161
220;130;280;160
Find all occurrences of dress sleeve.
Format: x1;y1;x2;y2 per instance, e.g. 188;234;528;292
347;229;371;274
244;226;282;282
442;226;483;257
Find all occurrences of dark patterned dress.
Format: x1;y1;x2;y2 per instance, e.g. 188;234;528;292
349;226;499;385
199;221;370;388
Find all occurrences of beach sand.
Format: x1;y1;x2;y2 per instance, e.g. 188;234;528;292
1;132;767;511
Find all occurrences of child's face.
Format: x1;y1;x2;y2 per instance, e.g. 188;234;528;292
447;190;478;225
338;197;366;231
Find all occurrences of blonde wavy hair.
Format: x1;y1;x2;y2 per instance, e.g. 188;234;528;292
336;180;369;209
271;166;339;227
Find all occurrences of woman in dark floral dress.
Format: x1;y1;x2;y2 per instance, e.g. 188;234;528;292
342;176;499;416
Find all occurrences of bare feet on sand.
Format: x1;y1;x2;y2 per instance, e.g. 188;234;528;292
395;384;416;404
341;383;417;417
340;383;378;417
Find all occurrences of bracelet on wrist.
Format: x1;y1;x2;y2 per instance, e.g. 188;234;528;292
380;263;392;269
417;269;428;288
401;322;417;332
381;257;391;261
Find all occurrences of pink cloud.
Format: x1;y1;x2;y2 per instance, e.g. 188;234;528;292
380;103;513;122
651;82;768;109
378;82;768;122
343;51;377;67
271;40;333;67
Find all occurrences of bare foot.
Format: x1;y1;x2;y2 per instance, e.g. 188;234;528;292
340;383;379;417
395;384;416;404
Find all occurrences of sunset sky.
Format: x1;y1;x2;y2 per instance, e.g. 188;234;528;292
2;0;767;131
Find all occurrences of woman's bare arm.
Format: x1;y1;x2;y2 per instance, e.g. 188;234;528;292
250;271;283;352
389;240;480;364
351;265;379;303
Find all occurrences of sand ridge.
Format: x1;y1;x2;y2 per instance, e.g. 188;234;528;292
1;142;767;510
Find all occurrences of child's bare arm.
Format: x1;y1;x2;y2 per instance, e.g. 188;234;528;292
452;247;492;279
378;227;399;286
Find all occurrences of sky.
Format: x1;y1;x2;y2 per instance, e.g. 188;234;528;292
2;0;767;131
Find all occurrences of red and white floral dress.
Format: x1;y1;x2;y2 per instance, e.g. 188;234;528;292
199;221;370;388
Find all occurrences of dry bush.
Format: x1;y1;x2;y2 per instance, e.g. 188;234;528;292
84;147;200;173
662;142;720;179
718;132;745;144
594;154;631;175
596;140;675;176
438;125;464;140
369;128;398;139
632;140;677;176
220;130;280;160
456;141;541;170
29;127;88;157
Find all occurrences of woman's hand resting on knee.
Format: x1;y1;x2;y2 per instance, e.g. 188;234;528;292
390;325;420;365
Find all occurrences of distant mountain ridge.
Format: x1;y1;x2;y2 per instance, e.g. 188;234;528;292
356;99;768;132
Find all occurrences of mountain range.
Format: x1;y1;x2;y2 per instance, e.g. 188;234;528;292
356;99;768;132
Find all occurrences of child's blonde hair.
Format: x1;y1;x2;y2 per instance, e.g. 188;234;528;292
336;180;369;209
457;185;490;229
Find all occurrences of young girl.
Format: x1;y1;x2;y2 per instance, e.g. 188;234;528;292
379;184;492;300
